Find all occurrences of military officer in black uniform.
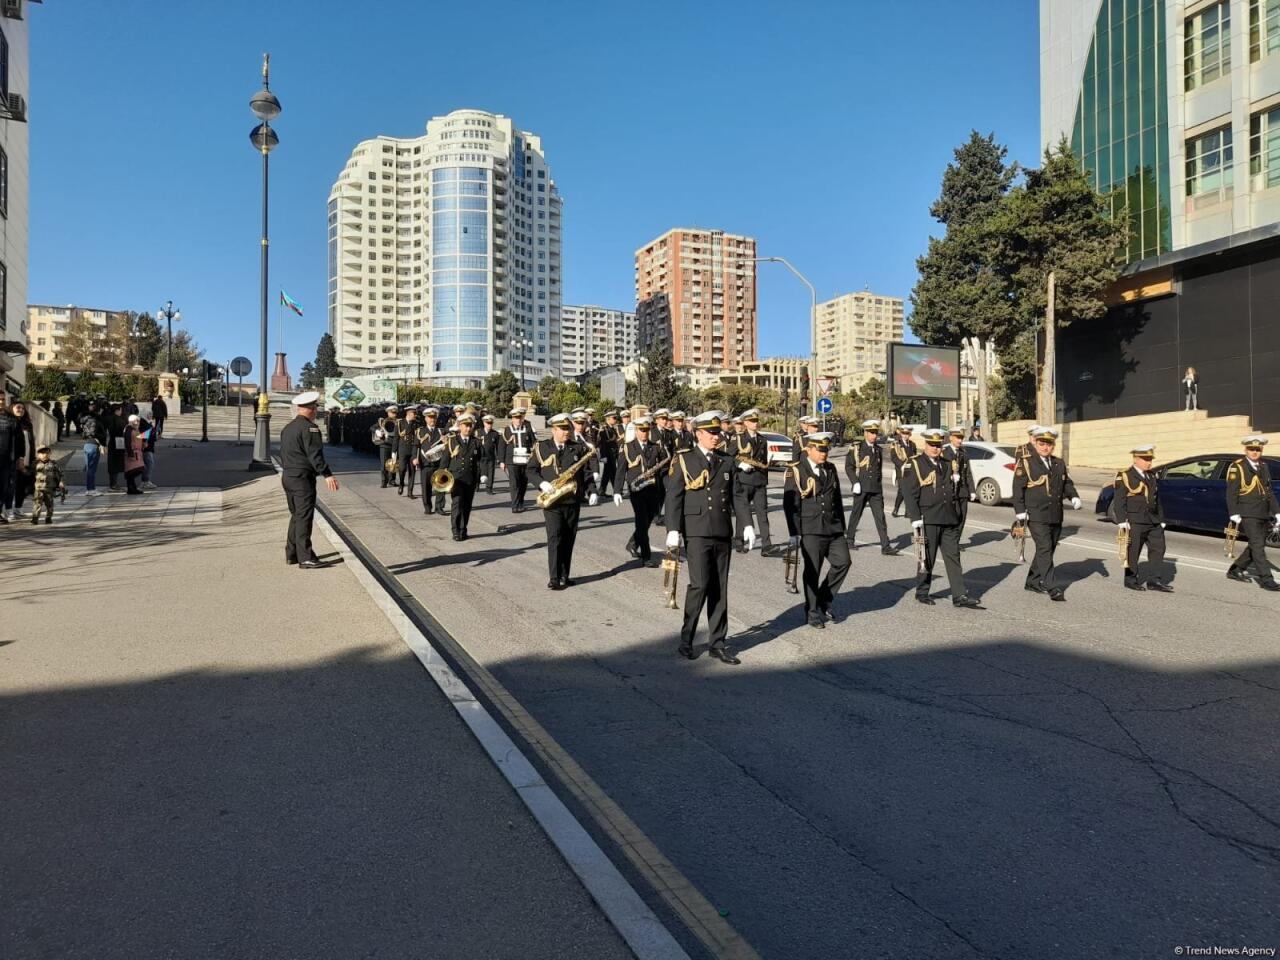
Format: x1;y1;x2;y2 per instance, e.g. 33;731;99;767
1012;425;1042;460
597;409;622;496
790;415;818;466
1225;435;1280;591
415;407;448;515
394;406;421;497
440;413;482;540
477;413;501;494
845;418;895;554
500;407;537;513
890;425;917;517
902;428;981;608
665;411;752;665
942;426;978;536
784;432;852;628
279;391;340;569
731;408;777;555
1012;427;1081;602
373;404;399;488
652;408;674;457
1110;443;1173;592
616;415;666;566
532;413;598;589
570;410;601;497
670;412;693;452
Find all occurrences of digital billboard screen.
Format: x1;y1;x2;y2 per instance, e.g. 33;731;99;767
888;343;961;401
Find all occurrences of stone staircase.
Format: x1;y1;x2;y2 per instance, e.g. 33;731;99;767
160;402;292;441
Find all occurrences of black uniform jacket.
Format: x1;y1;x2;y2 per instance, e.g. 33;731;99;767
501;422;538;466
280;415;332;480
1012;454;1078;524
941;443;976;499
530;436;597;504
664;446;748;538
730;432;770;488
783;458;846;537
890;438;917;470
1226;457;1280;519
477;427;502;462
844;439;884;494
1109;466;1164;525
901;454;961;525
394;419;421;460
441;434;483;486
623;438;667;486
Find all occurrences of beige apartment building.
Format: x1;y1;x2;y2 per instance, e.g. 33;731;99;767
715;357;809;395
634;228;756;368
27;304;130;368
815;290;904;391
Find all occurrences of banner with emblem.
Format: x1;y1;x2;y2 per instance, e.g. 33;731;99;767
324;376;398;409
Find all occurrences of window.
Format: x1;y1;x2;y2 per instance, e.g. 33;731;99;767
1251;107;1280;190
1185;2;1231;91
0;147;8;219
1252;0;1280;61
1186;127;1233;204
1162;459;1221;481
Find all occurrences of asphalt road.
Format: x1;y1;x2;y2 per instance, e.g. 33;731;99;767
319;446;1280;960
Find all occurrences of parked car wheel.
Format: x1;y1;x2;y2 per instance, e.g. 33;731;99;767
977;477;1002;506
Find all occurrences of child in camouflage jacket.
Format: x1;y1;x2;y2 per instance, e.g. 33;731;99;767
31;446;66;524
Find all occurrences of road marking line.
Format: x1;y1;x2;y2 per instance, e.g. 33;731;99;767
309;495;762;960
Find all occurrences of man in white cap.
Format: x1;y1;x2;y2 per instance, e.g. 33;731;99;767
1110;443;1173;592
1225;435;1280;591
730;408;777;555
501;407;538;513
530;412;598;589
665;411;752;664
439;413;482;541
617;414;666;566
279;391;339;569
889;424;917;518
394;406;421;498
783;431;852;627
1013;425;1043;461
477;413;500;495
373;404;399;489
417;408;446;515
844;419;895;554
1013;427;1081;602
903;429;980;608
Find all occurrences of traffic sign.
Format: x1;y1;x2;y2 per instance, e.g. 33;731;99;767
816;396;833;415
230;356;253;377
817;376;835;396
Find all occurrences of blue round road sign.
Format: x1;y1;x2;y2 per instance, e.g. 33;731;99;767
816;397;833;414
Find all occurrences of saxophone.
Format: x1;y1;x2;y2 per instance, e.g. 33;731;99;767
632;452;673;490
536;443;597;508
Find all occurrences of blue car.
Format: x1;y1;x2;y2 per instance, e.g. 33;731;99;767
1094;453;1280;542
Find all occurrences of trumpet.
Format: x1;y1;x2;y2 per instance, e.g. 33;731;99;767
662;546;682;609
1224;520;1240;559
431;468;454;494
914;530;926;574
783;539;800;594
1116;524;1130;562
1010;518;1028;563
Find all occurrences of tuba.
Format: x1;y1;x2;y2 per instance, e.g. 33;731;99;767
536;443;597;508
431;468;454;494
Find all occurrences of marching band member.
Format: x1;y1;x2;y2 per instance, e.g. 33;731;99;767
1110;444;1172;592
439;412;482;541
783;432;851;628
1012;424;1042;460
732;409;778;556
571;410;601;497
394;406;421;498
477;413;501;495
903;428;980;608
618;415;665;567
889;425;917;517
1225;435;1280;591
374;403;399;488
501;407;537;513
418;407;445;515
532;413;598;590
844;419;895;554
1012;427;1081;602
598;409;622;497
665;412;752;665
942;426;977;536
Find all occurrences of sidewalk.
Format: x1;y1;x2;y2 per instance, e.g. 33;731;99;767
0;440;635;960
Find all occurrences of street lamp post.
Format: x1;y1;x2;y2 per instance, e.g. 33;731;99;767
249;53;281;469
158;300;181;373
511;334;533;389
737;256;818;416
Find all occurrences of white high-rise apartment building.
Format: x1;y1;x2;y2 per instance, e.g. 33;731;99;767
0;3;32;397
815;290;905;391
559;305;638;378
328;109;562;385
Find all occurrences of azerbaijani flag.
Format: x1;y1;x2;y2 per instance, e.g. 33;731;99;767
280;289;304;317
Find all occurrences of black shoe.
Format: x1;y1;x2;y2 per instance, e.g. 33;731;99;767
1025;582;1046;594
626;543;640;559
678;646;698;660
807;617;826;629
408;493;417;499
1124;578;1147;591
822;607;835;622
561;578;574;588
708;647;741;665
1048;589;1066;602
881;546;898;555
891;511;901;519
452;533;462;541
548;579;565;590
643;558;660;568
761;544;786;558
380;482;388;488
953;595;983;609
0;514;8;524
44;517;52;525
424;507;434;515
298;560;324;570
30;516;39;525
1227;567;1253;583
1147;579;1174;593
1261;580;1280;592
916;594;935;605
397;488;404;496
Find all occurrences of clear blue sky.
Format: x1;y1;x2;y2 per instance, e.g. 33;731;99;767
29;0;1041;376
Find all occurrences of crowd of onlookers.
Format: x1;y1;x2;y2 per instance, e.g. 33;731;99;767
0;393;167;524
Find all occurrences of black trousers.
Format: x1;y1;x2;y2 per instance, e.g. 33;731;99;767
1026;521;1062;590
282;474;318;564
734;483;771;547
1231;517;1275;584
629;485;661;560
451;481;476;536
1126;522;1166;580
892;469;905;515
480;458;496;494
543;500;581;581
801;534;851;618
397;459;418;496
378;446;395;486
681;536;731;651
957;500;969;539
598;455;617;497
917;523;965;598
847;490;889;547
508;463;528;510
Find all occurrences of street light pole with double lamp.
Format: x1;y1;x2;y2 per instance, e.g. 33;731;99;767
735;256;818;416
249;53;281;468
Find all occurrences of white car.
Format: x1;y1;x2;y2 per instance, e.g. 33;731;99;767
962;442;1020;505
759;432;794;469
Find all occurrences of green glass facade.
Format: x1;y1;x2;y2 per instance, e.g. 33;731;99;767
1071;0;1172;261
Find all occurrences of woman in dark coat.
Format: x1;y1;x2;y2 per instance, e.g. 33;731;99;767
106;402;127;491
8;400;36;519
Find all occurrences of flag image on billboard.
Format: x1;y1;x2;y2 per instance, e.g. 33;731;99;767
888;343;961;401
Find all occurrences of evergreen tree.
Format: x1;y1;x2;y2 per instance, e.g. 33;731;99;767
484;370;520;411
168;330;205;373
314;333;343;380
132;312;164;370
299;361;320;390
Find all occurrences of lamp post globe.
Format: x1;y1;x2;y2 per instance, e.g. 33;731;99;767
249;53;281;469
249;123;278;153
250;88;281;122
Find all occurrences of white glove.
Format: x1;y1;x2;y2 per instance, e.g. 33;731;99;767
852;482;862;495
738;461;753;473
1016;512;1028;521
789;535;800;548
666;530;681;550
480;476;487;485
588;493;599;507
613;493;623;507
1274;514;1280;525
911;519;924;531
1231;514;1242;524
1117;521;1130;530
743;525;756;551
1160;522;1167;529
1070;497;1082;510
539;481;554;494
969;493;977;502
592;472;600;483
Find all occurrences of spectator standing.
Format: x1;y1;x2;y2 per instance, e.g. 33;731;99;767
80;400;107;497
105;402;126;492
0;396;15;524
1182;367;1199;411
52;400;65;441
139;415;157;488
8;400;36;520
124;414;145;495
151;395;168;438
